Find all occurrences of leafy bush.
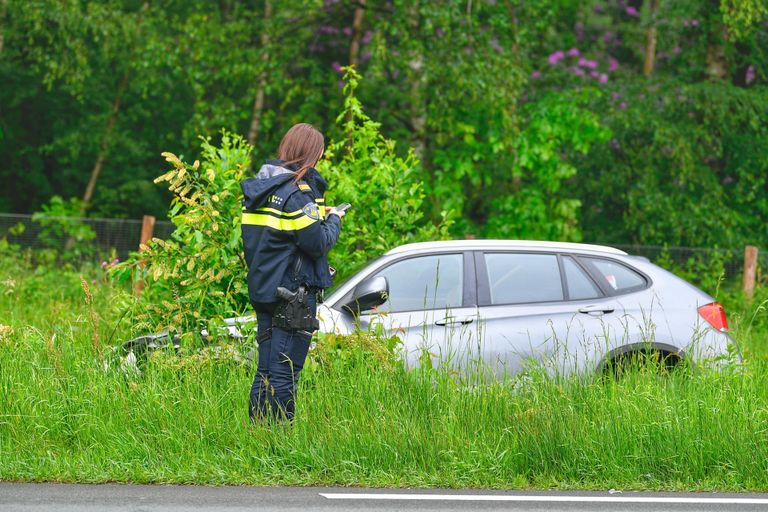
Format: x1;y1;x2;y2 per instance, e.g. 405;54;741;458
32;195;97;262
113;132;252;336
484;91;611;241
655;247;729;295
310;331;403;373
0;222;24;258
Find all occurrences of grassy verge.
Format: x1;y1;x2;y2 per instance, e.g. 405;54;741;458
1;254;768;490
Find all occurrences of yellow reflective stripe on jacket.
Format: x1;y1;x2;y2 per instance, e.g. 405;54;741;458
242;212;317;231
314;197;325;219
253;207;304;218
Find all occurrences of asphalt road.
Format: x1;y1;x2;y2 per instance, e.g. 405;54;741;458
2;484;768;512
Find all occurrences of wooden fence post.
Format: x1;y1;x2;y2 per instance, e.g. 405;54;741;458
743;245;758;300
134;215;155;296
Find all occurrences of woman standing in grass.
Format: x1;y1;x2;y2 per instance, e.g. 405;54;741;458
241;123;346;421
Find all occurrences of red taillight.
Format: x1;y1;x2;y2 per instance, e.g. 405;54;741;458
698;302;729;332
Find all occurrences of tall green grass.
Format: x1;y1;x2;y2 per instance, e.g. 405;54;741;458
1;254;768;490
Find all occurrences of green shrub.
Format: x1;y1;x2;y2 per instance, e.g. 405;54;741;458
32;195;97;263
310;331;403;373
484;91;611;241
575;81;768;248
112;132;252;337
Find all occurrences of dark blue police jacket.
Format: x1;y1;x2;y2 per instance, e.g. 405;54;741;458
241;160;341;306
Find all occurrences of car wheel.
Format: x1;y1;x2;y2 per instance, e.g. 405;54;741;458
603;348;682;379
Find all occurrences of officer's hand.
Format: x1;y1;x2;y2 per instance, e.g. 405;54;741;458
327;206;346;219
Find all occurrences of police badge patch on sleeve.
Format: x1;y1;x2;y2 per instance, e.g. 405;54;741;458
302;202;321;220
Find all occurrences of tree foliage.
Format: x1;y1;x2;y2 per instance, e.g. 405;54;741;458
485;91;611;241
1;0;766;251
721;0;768;41
576;80;768;247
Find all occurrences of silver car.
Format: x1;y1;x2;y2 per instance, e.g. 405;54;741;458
129;240;734;376
313;240;734;375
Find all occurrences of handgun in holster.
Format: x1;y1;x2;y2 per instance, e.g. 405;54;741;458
273;285;320;335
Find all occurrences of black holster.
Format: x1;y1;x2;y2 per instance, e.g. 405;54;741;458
273;285;320;333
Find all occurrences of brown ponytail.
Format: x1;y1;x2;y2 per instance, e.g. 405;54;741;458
276;123;325;183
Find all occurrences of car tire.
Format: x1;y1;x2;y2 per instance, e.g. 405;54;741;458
602;348;683;379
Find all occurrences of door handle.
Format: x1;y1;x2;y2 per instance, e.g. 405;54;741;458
578;305;615;315
436;316;475;326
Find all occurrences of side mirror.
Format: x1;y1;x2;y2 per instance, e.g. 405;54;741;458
343;276;389;315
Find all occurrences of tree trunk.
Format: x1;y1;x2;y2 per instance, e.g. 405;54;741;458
706;24;729;80
80;1;149;214
504;0;522;192
643;0;658;77
349;0;365;67
81;73;129;212
247;0;273;155
407;6;426;160
345;0;366;138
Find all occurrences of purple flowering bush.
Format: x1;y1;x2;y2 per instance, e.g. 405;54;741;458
521;0;767;249
539;47;615;88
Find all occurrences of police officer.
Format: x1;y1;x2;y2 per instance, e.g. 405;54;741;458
241;123;345;421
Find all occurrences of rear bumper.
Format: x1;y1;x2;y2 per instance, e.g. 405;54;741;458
685;328;738;365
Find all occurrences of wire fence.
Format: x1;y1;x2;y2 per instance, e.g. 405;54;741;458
611;243;764;282
0;213;763;283
0;213;175;262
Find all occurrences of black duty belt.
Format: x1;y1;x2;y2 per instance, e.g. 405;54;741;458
256;327;314;344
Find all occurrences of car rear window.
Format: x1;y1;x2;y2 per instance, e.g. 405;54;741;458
582;257;647;293
562;256;601;300
484;253;563;304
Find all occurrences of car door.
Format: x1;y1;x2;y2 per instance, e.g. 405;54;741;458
574;255;655;357
474;251;622;375
355;251;479;368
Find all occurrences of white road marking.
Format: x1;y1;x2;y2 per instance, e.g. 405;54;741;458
319;493;768;504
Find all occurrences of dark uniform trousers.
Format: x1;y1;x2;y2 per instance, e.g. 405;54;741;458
249;293;317;421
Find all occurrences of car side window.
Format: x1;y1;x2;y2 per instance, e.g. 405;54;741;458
484;253;563;304
372;254;463;313
582;257;646;293
562;256;601;300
